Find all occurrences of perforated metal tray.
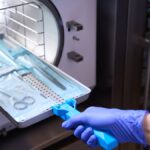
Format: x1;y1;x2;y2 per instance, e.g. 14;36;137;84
0;40;91;128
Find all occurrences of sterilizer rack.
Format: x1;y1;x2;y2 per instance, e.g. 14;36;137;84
0;0;46;60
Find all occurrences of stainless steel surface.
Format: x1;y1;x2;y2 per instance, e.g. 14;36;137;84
3;15;42;34
23;73;65;104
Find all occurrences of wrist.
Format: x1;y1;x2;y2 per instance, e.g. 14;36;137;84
143;113;150;144
118;110;147;144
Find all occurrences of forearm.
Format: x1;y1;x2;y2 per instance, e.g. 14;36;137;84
143;113;150;145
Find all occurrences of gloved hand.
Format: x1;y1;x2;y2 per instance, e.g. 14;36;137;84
62;107;148;148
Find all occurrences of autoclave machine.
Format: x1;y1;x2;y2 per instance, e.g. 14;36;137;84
0;0;96;134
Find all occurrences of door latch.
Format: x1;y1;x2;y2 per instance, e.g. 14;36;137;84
66;20;83;32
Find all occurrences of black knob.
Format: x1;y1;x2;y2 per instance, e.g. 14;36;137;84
67;51;84;62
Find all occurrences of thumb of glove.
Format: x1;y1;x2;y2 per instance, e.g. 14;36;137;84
62;113;86;129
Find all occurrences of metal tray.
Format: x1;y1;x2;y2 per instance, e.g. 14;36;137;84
0;39;91;128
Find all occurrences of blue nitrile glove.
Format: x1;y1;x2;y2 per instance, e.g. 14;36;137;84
62;107;148;148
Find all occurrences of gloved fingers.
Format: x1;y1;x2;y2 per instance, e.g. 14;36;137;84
80;127;93;142
62;113;86;129
85;106;110;113
87;135;98;148
74;125;85;138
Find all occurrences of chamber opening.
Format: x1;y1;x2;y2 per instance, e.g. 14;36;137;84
0;0;64;65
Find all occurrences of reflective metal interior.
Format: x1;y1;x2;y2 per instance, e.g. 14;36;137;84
0;0;62;64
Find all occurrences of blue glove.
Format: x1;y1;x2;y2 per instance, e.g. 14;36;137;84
62;107;148;148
